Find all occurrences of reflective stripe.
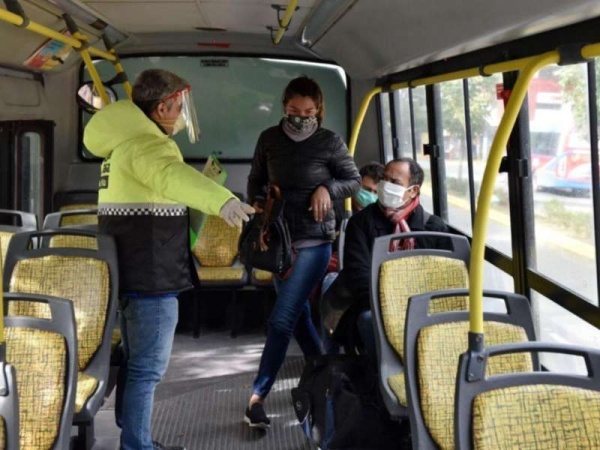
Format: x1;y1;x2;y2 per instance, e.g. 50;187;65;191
98;202;187;217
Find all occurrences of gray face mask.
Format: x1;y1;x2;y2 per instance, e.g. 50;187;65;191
286;115;318;132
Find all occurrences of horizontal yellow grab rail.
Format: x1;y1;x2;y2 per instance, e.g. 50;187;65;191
0;7;116;61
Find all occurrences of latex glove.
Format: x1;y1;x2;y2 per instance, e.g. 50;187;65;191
219;199;255;228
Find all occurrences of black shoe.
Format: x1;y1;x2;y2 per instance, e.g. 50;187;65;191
152;441;186;450
244;403;271;429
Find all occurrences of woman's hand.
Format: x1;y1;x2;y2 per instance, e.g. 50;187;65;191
309;186;332;222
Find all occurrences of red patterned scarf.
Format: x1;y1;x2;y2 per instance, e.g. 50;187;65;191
380;196;420;251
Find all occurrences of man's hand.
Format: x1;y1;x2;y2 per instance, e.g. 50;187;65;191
219;199;255;228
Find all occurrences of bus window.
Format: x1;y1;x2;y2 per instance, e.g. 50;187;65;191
18;131;44;220
379;92;393;162
393;90;413;158
533;291;600;374
412;86;432;212
532;63;597;306
81;57;348;161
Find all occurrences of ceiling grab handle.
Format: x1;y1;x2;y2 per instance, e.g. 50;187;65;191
0;3;115;61
271;1;299;45
103;34;132;100
64;13;110;106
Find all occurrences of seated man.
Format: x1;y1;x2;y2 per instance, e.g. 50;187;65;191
322;157;450;356
352;162;385;211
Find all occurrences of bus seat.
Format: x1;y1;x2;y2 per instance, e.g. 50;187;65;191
250;269;273;285
44;208;98;229
4;293;77;450
337;217;349;270
3;230;118;449
0;358;19;450
191;214;247;337
53;190;98;213
42;213;122;359
455;341;600;450
404;289;537;450
0;209;38;267
370;232;470;419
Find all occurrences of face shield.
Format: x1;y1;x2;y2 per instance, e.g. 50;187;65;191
161;86;201;143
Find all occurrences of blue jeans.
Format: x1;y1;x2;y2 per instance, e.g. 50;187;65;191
253;243;331;398
116;295;179;450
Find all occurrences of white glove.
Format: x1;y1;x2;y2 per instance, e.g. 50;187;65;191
219;199;255;228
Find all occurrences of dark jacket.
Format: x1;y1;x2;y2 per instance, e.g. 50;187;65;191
343;202;450;310
247;123;360;242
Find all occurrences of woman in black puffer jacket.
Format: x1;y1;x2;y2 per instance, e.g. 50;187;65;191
245;76;360;429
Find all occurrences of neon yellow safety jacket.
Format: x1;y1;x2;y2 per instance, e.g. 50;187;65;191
84;100;235;293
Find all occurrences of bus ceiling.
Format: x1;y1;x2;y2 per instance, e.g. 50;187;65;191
2;0;600;81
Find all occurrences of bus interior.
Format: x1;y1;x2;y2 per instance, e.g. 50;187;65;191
1;0;600;449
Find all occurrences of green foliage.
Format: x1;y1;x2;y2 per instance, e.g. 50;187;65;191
541;199;593;239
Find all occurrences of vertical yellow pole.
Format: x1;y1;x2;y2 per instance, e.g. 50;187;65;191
468;52;559;333
345;87;383;212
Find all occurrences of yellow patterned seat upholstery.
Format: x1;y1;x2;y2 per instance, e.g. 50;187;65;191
191;214;248;337
455;341;600;450
369;232;471;420
251;269;273;284
3;293;78;450
43;208;98;229
0;209;38;267
3;230;118;447
404;290;537;450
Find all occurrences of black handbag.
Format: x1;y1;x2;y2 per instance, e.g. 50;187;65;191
239;185;293;275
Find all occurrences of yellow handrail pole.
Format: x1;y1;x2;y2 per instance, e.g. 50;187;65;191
468;51;559;333
344;86;383;212
79;46;110;106
273;0;298;45
112;56;132;99
103;35;132;100
0;8;115;61
62;13;112;107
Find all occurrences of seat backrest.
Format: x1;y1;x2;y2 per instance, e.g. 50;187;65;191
4;293;77;450
0;210;38;267
53;190;98;213
42;210;98;249
3;230;118;379
369;232;471;417
0;362;19;450
192;215;242;267
455;341;600;450
405;289;537;450
337;218;349;270
44;209;98;228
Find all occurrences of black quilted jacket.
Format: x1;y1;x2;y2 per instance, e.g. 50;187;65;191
247;122;360;242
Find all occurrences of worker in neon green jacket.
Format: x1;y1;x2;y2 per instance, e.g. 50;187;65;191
84;69;254;450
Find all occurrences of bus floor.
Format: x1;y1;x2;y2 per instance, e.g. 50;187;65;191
88;329;315;450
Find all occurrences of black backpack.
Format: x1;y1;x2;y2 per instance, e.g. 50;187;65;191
291;355;407;450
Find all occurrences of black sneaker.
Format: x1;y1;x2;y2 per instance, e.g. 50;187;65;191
244;403;271;429
152;441;186;450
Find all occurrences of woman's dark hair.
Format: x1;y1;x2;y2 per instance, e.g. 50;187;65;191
282;76;325;124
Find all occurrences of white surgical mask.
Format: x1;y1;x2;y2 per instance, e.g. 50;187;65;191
377;180;414;209
171;113;186;136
